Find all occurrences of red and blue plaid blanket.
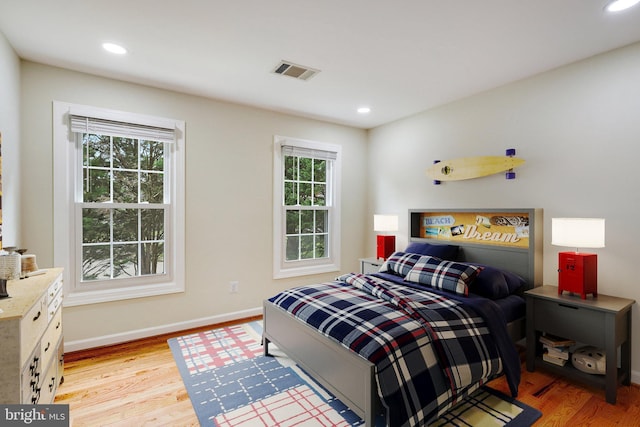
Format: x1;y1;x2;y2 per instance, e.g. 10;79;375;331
269;273;519;427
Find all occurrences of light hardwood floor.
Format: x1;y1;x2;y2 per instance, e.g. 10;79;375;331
55;318;640;426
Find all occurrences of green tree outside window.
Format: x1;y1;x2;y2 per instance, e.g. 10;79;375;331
81;134;165;282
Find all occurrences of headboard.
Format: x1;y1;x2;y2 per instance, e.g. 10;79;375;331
408;208;543;290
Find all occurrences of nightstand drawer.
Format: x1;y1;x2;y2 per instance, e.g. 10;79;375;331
533;300;605;346
360;258;382;274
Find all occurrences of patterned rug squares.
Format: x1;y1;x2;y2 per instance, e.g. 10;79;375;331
214;384;352;427
172;321;264;374
169;321;541;426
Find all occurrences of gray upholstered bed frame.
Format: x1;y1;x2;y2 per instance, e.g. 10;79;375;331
263;208;542;426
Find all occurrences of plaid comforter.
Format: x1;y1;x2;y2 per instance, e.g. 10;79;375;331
268;273;518;427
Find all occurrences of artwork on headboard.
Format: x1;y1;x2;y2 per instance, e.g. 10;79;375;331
411;210;531;249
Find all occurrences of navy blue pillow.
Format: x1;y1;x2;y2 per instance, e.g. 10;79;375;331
404;242;459;260
470;266;510;299
466;264;527;299
502;269;527;294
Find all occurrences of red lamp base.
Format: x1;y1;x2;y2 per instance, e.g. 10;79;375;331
377;235;396;260
558;251;597;299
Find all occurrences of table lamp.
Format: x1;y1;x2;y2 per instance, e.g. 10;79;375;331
374;214;398;260
551;218;605;299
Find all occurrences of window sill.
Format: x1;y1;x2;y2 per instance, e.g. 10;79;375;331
274;262;340;279
63;280;184;306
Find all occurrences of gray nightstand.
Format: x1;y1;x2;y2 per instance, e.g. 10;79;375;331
525;285;635;404
359;257;383;274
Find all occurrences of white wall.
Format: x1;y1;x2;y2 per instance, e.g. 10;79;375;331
368;42;640;380
20;62;368;348
0;31;21;247
13;35;640;379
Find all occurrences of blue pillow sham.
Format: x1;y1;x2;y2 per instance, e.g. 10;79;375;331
465;263;527;299
404;255;482;296
379;251;423;277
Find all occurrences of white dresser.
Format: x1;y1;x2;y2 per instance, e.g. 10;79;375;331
0;268;64;404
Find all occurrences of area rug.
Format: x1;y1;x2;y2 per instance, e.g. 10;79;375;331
168;321;541;426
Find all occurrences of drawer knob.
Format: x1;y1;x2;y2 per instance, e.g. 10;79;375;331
32;311;41;322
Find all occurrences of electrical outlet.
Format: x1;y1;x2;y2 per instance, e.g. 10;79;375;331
229;281;239;293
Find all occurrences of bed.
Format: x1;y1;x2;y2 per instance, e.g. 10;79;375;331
263;208;542;426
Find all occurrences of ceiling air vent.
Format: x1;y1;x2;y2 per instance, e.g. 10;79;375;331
273;60;320;81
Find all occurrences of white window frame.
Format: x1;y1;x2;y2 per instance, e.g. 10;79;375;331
53;101;185;306
273;135;341;278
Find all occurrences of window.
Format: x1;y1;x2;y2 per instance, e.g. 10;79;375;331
53;102;185;306
273;136;341;278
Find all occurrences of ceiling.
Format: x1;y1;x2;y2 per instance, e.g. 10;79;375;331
1;1;640;129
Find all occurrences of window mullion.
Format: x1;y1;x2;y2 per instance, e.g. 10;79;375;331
84;138;89;196
312;210;317;258
138;139;142;204
296;157;301;206
298;207;302;261
165;142;171;204
138;208;142;276
109;136;114;203
109;208;114;280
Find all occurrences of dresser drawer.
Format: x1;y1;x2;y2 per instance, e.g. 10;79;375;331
533;299;605;346
46;276;63;306
47;292;63;322
41;308;63;370
38;354;58;404
21;347;41;404
20;296;47;366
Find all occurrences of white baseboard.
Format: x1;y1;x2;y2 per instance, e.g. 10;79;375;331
64;309;640;387
64;306;262;352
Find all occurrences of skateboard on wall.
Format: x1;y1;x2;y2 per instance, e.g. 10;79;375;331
426;149;524;184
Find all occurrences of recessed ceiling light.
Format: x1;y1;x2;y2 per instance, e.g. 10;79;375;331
102;42;127;55
605;0;640;12
357;107;371;114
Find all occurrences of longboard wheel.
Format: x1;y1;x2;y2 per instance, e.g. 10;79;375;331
506;171;516;179
506;148;516;156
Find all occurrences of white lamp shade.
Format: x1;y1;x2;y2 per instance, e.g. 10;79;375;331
374;214;399;232
551;218;605;249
